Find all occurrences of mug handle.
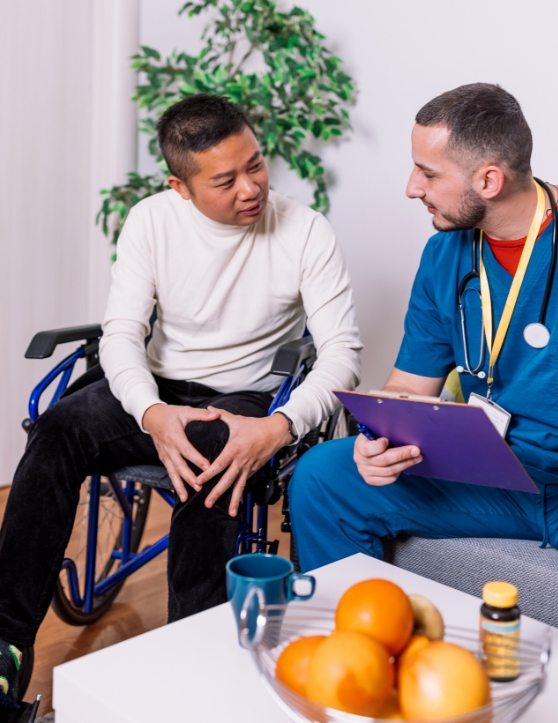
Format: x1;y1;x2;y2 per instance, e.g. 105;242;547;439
239;586;268;649
288;573;316;601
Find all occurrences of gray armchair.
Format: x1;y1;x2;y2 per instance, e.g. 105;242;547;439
384;536;558;627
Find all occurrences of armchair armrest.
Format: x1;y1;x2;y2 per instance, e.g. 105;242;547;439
271;336;316;377
25;325;103;359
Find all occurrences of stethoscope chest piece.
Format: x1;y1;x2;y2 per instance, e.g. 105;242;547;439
523;322;550;348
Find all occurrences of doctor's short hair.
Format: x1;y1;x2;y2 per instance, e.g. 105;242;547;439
156;94;255;184
415;83;533;184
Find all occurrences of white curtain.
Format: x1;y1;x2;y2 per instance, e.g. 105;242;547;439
0;0;139;486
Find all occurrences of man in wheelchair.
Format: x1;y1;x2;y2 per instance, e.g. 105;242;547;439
0;93;361;712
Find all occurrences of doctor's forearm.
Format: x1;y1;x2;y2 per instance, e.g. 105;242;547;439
383;368;445;398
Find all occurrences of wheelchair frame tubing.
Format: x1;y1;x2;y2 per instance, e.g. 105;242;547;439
233;362;307;556
84;474;101;613
235;494;269;555
28;348;85;422
92;485;174;598
60;480;174;610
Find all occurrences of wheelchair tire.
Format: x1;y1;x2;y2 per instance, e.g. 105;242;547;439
324;405;356;441
290;535;301;573
51;480;152;626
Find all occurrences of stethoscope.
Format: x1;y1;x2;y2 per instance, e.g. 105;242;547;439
457;178;558;378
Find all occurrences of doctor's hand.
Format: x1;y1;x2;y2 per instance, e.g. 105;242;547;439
354;435;423;486
142;403;221;502
195;410;293;518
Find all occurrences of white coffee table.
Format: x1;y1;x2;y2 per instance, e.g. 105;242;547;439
52;553;557;723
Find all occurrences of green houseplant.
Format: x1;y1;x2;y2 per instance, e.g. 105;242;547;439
98;0;355;252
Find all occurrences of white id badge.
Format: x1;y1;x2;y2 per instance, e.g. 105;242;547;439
468;393;511;438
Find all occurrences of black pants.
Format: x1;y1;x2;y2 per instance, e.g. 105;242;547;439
0;375;272;647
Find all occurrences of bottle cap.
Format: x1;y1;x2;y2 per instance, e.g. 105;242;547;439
482;581;518;608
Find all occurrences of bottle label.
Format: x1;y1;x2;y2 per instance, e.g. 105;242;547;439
480;617;520;680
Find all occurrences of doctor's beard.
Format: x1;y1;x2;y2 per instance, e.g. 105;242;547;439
431;186;487;232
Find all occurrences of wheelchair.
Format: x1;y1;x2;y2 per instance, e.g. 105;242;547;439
22;324;353;626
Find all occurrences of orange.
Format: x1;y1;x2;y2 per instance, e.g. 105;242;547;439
396;634;431;677
399;641;491;721
335;579;414;655
376;689;404;719
306;630;394;716
275;635;326;697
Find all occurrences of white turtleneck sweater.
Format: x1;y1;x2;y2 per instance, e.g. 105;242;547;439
100;189;362;438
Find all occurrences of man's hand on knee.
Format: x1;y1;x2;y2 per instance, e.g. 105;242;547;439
353;435;423;486
142;403;221;502
196;410;292;517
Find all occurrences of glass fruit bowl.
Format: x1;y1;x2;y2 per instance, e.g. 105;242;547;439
240;590;551;723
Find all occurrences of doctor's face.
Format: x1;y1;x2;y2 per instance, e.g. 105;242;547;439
406;124;486;231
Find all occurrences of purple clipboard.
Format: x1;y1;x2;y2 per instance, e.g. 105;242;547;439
335;390;539;494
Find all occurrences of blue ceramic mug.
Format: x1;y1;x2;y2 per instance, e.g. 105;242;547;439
226;554;315;647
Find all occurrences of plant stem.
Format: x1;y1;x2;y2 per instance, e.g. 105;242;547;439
231;42;255;76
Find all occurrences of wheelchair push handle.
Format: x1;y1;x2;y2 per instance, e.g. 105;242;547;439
25;324;102;359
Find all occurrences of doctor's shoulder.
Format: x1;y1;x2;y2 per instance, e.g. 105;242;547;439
420;228;472;271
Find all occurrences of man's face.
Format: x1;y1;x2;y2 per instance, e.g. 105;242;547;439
171;126;270;226
406;124;486;231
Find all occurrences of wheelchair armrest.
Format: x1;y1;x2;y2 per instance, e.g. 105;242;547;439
25;325;103;359
271;336;316;377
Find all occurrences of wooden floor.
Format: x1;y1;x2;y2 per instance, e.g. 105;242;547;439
0;486;290;716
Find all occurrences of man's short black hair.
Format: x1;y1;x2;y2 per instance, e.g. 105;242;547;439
415;83;533;183
156;94;254;183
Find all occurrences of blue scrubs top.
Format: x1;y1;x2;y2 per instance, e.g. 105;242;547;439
395;222;558;487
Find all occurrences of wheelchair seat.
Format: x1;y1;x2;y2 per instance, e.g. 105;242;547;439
112;465;174;491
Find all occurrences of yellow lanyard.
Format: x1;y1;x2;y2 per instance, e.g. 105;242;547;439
479;181;546;396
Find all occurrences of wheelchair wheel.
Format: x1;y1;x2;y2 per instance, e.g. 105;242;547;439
324;405;356;441
51;479;151;625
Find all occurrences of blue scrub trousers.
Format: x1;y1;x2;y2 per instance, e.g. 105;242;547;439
289;437;558;573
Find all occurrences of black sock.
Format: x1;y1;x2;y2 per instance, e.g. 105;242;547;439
0;640;22;709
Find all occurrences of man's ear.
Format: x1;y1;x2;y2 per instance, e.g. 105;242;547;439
168;176;192;200
473;165;506;201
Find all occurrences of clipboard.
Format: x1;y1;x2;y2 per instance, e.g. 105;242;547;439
334;390;539;494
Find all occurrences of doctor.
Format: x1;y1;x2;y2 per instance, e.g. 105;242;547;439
290;83;558;572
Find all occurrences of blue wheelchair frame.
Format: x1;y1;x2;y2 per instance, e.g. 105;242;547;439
27;340;312;615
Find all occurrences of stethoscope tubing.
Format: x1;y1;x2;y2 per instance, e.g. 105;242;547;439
457;178;557;377
534;178;558;326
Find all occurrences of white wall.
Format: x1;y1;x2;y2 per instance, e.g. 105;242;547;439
139;0;558;392
0;0;139;486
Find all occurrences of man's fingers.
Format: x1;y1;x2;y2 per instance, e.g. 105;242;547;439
165;466;188;503
176;437;211;473
184;407;221;423
207;406;233;423
196;449;234;485
205;463;242;509
228;471;250;517
166;450;199;490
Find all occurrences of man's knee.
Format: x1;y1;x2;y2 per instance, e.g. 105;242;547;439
185;419;230;464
